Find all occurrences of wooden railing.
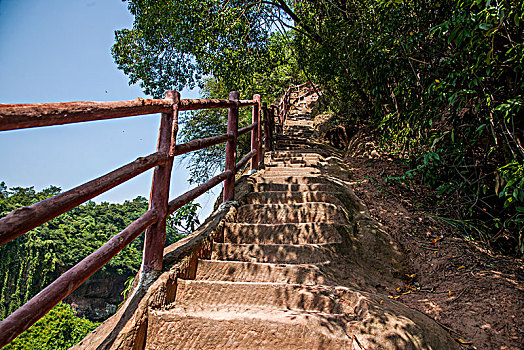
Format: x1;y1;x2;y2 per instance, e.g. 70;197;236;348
0;90;274;347
277;82;320;129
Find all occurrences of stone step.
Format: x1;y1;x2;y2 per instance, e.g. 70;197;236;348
253;183;333;193
275;135;313;141
174;280;343;314
263;167;321;175
272;149;326;156
281;131;314;137
275;146;316;151
265;161;323;168
272;148;321;154
195;260;335;285
268;157;323;165
275;139;319;145
255;176;331;185
283;131;313;135
223;222;346;244
236;203;346;224
284;123;313;128
243;191;342;206
146;308;350;349
274;144;319;150
270;155;323;162
212;242;337;264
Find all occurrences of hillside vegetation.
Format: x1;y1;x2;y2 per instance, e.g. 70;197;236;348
114;0;523;255
0;182;198;348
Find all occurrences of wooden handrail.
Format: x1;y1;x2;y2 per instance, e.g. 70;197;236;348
0;98;172;131
238;122;257;137
172;133;234;156
223;91;239;202
168;170;233;215
0;98;257;132
0;152;168;246
236;149;257;173
0;89;268;348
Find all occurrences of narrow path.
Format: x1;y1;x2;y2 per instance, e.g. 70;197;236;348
142;94;459;349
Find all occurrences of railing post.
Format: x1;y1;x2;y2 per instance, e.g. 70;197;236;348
262;102;271;154
142;90;179;278
270;104;276;145
250;94;260;171
223;91;239;203
276;104;283;134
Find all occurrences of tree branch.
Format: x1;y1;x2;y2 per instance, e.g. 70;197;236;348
260;0;323;43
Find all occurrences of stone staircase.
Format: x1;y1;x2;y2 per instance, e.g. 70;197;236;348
75;92;459;349
145;101;354;348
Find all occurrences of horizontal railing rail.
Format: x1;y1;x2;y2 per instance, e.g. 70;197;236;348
0;90;273;347
0;98;259;132
0;152;168;246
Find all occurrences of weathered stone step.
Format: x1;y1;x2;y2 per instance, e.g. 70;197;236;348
275;146;316;151
273;149;326;156
243;191;342;206
284;121;314;127
253;183;333;193
265;161;322;168
236;203;347;223
275;139;319;145
174;280;343;314
223;222;346;244
281;131;314;137
275;135;313;141
195;260;334;285
268;157;323;164
281;131;313;136
146;308;350;349
212;242;337;264
274;144;319;150
270;155;323;163
271;151;322;158
255;176;330;185
263;167;321;175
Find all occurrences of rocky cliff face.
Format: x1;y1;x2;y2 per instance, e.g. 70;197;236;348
65;272;128;322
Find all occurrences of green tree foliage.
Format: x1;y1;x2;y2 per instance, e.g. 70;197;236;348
114;1;306;182
291;0;523;254
167;201;201;236
3;302;98;350
113;0;301;97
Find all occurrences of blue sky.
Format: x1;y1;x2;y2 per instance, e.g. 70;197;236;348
0;0;218;218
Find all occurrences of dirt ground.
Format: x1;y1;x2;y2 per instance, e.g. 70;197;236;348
347;156;524;350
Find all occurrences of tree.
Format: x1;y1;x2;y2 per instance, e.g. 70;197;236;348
3;303;98;350
113;0;309;97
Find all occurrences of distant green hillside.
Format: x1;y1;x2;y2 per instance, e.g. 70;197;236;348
0;182;149;321
3;302;99;350
0;181;198;348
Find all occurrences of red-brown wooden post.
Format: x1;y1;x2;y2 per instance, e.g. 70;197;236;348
256;96;263;166
270;104;276;145
250;94;260;171
223;91;239;202
142;90;179;277
262;102;271;154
